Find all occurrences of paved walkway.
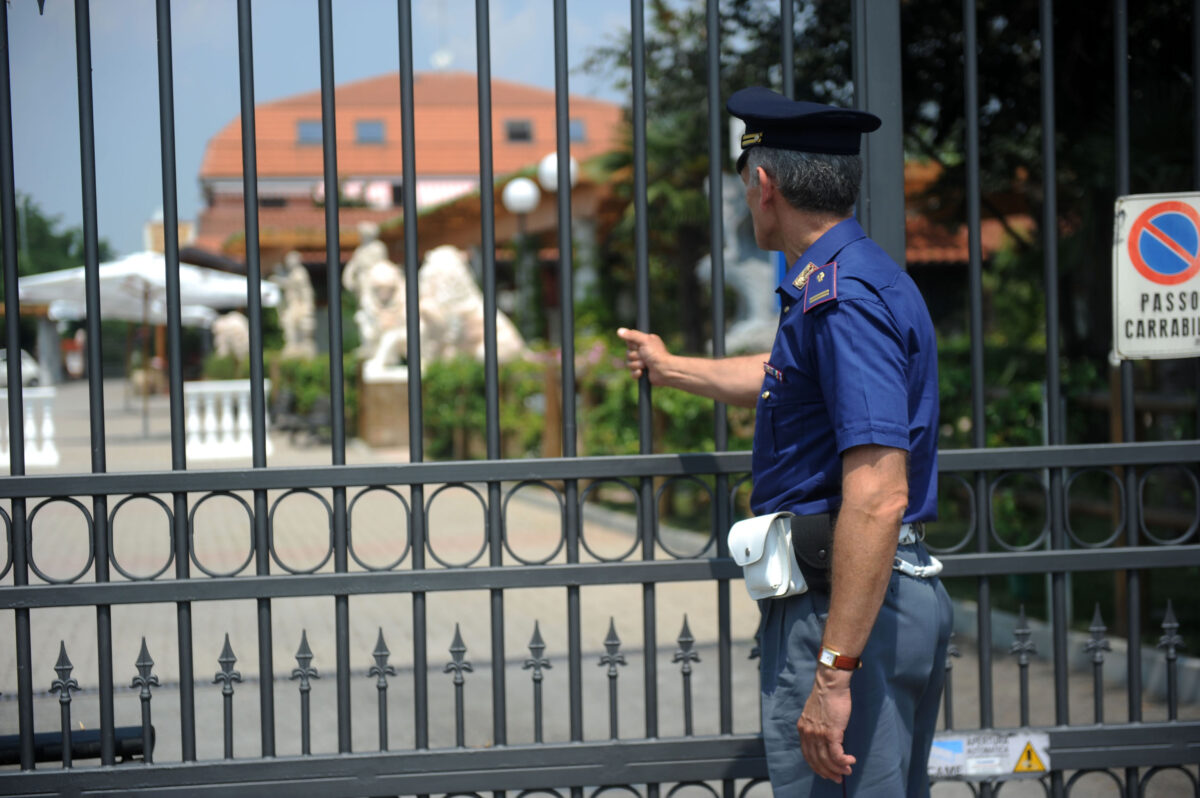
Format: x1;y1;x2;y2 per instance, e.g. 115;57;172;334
1;379;1196;795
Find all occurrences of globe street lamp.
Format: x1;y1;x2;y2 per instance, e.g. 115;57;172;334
501;177;542;341
537;152;578;194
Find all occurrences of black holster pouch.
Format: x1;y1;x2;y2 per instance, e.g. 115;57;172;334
790;513;834;593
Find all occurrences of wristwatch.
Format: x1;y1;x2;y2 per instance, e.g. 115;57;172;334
818;645;862;671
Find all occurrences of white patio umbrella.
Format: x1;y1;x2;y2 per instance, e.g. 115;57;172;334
17;250;279;318
46;298;218;328
18;251;280;436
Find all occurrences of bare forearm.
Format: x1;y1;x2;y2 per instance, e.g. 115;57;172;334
822;505;900;658
653;352;767;408
821;446;909;658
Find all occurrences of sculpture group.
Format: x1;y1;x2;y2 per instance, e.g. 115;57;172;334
342;224;526;379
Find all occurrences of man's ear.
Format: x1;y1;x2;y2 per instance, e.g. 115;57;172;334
754;165;775;207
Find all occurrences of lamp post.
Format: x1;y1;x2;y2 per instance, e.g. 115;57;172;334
501;177;541;342
535;154;579;346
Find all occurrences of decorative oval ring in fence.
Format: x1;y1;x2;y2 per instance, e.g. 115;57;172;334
988;471;1050;552
922;473;977;554
1140;764;1198;795
590;787;643;798
189;491;255;578
1064;468;1126;549
347;486;411;571
736;779;773;798
578;478;641;562
1138;464;1200;546
502;480;566;565
992;775;1049;796
27;497;94;584
269;488;334;574
425;483;489;568
516;790;565;798
665;783;720;798
728;472;754;517
654;475;716;559
0;506;11;582
108;494;175;581
1065;768;1122;795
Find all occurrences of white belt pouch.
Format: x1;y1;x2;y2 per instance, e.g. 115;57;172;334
728;511;806;600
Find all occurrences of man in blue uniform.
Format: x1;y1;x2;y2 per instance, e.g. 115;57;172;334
618;87;952;796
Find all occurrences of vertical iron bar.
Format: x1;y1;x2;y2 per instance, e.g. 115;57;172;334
315;0;352;754
396;0;429;765
154;0;197;760
601;619;626;740
73;0;115;765
963;1;994;766
1113;14;1141;798
215;635;241;761
473;0;507;762
851;0;906;266
58;692;72;768
707;3;734;765
51;643;79;768
1087;605;1110;725
0;0;36;771
133;638;159;765
235;0;275;756
551;0;584;762
1039;5;1067;795
780;0;794;100
943;669;954;730
1157;602;1182;722
630;4;659;774
223;691;234;758
371;629;395;751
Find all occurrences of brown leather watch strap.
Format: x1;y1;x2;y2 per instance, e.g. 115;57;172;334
818;646;862;671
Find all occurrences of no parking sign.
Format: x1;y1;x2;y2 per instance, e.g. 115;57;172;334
1113;192;1200;359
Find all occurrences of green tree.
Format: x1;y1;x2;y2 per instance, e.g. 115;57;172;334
584;0;1195;443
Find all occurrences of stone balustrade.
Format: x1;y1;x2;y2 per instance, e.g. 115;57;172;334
0;387;60;470
183;379;272;461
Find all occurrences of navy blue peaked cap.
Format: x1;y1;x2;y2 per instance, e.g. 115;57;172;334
728;86;881;172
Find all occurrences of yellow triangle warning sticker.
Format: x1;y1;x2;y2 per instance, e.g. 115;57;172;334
1013;741;1046;773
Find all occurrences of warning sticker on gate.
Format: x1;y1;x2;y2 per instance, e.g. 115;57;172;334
927;730;1050;781
1113;192;1200;359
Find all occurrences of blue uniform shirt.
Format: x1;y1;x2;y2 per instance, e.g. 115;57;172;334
749;216;939;522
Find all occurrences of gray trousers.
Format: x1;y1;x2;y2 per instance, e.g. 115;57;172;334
759;542;953;797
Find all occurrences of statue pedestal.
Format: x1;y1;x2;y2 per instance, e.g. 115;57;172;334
360;367;409;450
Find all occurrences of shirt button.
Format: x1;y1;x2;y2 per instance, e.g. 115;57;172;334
783;305;790;313
761;390;770;400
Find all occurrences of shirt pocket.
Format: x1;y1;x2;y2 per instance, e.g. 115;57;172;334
768;386;825;459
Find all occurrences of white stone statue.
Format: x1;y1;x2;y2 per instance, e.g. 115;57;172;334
273;251;317;359
344;224;408;371
417;245;525;365
212;311;250;361
695;178;778;354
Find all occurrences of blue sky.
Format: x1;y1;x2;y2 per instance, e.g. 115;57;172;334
7;0;630;257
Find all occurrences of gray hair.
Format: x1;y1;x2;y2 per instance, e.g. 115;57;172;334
745;147;862;216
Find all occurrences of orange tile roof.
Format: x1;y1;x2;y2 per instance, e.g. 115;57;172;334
905;213;1034;263
199;71;623;181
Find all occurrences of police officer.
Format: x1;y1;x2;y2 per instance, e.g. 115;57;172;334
618;87;952;796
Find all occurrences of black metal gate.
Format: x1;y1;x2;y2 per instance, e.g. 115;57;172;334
2;1;1199;797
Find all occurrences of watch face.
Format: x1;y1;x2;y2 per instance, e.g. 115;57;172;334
819;649;835;667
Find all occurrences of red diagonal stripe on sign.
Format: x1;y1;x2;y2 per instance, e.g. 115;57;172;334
1145;220;1197;263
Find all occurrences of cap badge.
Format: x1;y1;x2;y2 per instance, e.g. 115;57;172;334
740;132;763;147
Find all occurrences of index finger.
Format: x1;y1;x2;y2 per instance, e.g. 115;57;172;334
616;327;644;345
